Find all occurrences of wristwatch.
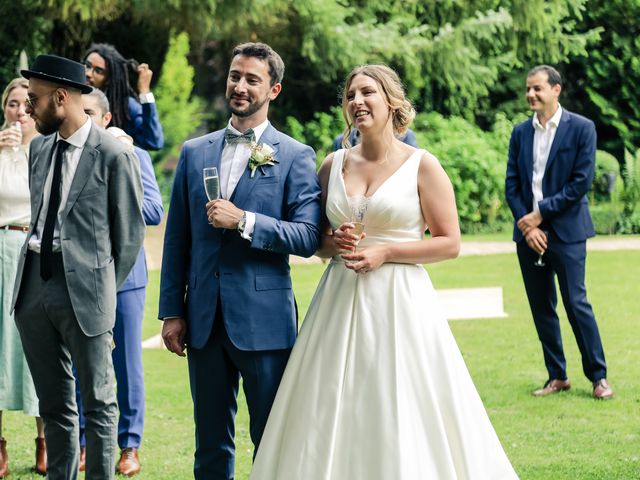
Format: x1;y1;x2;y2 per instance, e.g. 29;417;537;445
237;211;247;234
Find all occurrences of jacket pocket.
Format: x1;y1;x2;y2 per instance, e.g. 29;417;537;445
255;274;292;291
94;258;115;313
254;175;280;185
78;184;107;199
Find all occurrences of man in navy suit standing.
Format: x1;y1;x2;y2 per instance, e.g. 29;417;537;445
506;65;612;400
159;43;321;479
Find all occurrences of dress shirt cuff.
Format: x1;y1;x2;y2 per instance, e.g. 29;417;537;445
533;201;542;215
241;211;256;241
162;316;182;321
139;92;155;104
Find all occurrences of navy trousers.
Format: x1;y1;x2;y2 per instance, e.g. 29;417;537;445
188;307;291;480
516;233;607;382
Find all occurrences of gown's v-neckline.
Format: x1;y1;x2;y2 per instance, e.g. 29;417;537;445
339;149;421;202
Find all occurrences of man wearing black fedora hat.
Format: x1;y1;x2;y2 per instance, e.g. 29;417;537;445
10;54;145;480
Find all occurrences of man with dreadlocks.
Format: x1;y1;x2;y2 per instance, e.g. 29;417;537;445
83;43;164;151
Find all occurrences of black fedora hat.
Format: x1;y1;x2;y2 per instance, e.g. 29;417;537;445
21;54;92;94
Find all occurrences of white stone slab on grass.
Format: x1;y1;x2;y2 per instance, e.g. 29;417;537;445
142;287;507;348
142;334;164;350
437;287;507;320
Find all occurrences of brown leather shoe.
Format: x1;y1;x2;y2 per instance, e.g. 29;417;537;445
593;378;614;399
79;446;86;472
532;378;571;396
0;437;8;478
35;437;47;476
116;448;141;477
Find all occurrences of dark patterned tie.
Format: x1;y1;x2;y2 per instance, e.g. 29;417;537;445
40;140;69;281
224;128;255;144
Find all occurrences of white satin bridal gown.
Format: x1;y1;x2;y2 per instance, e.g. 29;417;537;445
250;149;518;479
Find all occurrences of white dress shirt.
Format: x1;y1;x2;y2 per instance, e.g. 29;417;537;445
220;119;270;239
531;105;563;214
28;117;92;252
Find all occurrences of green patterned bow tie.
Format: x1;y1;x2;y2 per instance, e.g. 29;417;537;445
225;128;255;144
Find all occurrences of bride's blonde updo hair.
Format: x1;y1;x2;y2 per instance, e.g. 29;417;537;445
340;64;416;147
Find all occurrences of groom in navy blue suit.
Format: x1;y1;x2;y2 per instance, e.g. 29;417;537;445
159;43;321;479
506;65;612;400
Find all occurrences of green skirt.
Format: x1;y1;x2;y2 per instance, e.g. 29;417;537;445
0;228;39;416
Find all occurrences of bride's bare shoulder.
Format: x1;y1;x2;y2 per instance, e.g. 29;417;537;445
418;149;444;172
318;151;337;182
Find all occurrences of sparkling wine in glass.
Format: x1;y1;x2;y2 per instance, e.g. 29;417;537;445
11;122;22;152
203;167;220;201
349;195;369;248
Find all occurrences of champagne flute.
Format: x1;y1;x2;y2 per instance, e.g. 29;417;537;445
348;195;369;249
203;167;220;201
533;230;548;267
10;121;22;152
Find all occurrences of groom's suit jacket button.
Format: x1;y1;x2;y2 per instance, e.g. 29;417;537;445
214;272;220;279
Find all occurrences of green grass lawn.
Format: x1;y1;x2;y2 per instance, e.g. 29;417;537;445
2;251;639;479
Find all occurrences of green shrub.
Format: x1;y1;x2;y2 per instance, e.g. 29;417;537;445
590;203;621;235
414;112;512;233
620;149;640;217
284;106;343;169
591;150;621;203
616;212;640;234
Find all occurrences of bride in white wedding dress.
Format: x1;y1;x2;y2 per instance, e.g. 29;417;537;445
250;65;518;479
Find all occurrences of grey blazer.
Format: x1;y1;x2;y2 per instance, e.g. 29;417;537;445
11;125;145;336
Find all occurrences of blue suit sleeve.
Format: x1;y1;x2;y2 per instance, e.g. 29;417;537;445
158;146;191;319
125;97;165;151
401;129;418;147
251;145;321;258
134;146;164;226
538;119;596;219
505;126;528;222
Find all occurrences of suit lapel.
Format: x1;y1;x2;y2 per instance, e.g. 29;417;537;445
30;135;56;227
204;131;225;170
59;126;100;226
523;119;535;184
230;124;281;207
544;109;570;173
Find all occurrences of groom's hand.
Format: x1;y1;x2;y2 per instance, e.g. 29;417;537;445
206;199;244;229
162;317;187;357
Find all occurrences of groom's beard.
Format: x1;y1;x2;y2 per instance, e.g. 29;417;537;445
227;92;269;118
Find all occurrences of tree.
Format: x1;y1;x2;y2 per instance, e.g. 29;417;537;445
567;0;640;159
154;31;204;165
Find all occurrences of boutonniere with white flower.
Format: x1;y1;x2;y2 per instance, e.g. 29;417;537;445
248;142;278;177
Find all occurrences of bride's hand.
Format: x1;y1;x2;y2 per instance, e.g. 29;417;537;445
342;245;387;274
332;222;364;253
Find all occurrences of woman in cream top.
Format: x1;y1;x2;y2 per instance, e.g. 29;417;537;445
0;77;46;476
